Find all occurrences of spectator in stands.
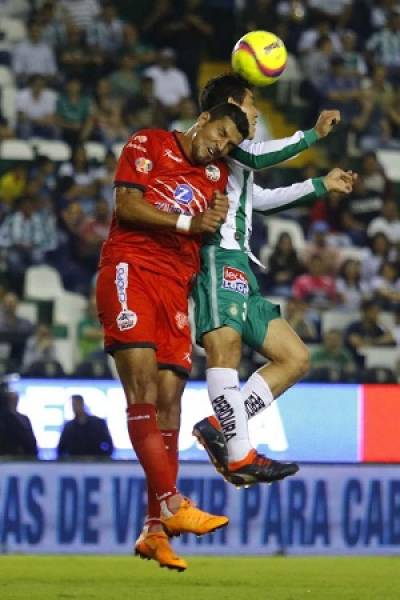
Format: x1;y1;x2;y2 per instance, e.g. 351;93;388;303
308;0;352;23
336;259;370;312
38;0;68;49
300;35;335;125
0;292;34;369
368;199;400;243
297;18;342;55
119;23;156;71
57;22;104;86
0;196;57;294
144;48;190;116
77;293;103;360
393;305;400;346
97;150;117;211
57;394;113;459
371;261;400;310
29;156;57;203
293;254;338;311
0;164;27;215
77;198;110;271
362;232;397;281
345;299;395;365
323;57;362;125
303;221;342;275
56;78;94;147
23;323;57;371
284;297;319;343
344;175;384;228
359;151;392;198
92;78;128;147
16;74;58;140
57;145;100;213
0;115;14;142
341;31;367;79
108;53;141;102
12;20;57;86
310;328;356;375
367;8;400;85
0;384;38;458
266;232;304;297
59;0;100;30
387;86;400;141
86;1;123;65
169;98;197;131
122;75;167;131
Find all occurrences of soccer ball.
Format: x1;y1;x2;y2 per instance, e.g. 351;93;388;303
231;31;288;86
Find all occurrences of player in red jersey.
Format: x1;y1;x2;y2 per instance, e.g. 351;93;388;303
96;103;249;571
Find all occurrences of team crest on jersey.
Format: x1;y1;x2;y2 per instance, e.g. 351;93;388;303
175;311;189;330
205;164;220;182
135;157;153;173
174;183;193;205
222;266;249;296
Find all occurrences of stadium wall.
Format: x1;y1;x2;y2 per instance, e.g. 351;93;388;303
0;462;399;555
13;380;400;462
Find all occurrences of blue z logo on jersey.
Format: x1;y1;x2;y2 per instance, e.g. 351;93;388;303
174;184;193;205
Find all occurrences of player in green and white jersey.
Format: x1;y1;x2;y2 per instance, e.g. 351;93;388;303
191;74;356;486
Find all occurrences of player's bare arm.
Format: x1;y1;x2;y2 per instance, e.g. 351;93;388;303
115;186;228;234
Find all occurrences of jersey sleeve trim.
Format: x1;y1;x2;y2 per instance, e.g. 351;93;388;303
312;176;328;197
113;181;146;192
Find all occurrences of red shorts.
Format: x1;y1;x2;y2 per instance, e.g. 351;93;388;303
96;260;192;376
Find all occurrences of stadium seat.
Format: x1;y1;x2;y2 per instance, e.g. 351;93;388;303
321;310;360;334
377;150;400;182
30;139;71;162
17;301;38;324
84;141;106;162
360;347;400;370
266;218;305;250
339;247;369;263
0;18;26;43
275;53;304;107
259;244;272;267
73;358;113;379
0;85;16;127
54;339;75;374
112;142;124;159
24;265;64;301
53;291;87;326
0;138;34;161
0;65;14;86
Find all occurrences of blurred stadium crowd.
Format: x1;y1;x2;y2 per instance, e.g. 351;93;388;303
0;0;400;383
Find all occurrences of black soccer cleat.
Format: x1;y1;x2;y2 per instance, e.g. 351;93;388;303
227;450;299;487
192;417;228;476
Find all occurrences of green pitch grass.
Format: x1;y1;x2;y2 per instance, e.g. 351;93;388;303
1;556;399;600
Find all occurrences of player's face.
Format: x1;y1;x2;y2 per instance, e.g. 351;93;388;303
192;115;244;165
238;89;258;139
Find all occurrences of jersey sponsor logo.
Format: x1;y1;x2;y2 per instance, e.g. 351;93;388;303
222;266;249;296
134;135;147;143
135;157;153;173
175;311;189;330
129;143;147;152
174;183;193;205
205;164;220;182
164;148;183;163
211;395;236;442
116;309;137;331
115;263;137;330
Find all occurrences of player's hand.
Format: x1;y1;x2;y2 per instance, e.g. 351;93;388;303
211;191;229;220
323;168;357;194
314;110;341;138
191;207;227;234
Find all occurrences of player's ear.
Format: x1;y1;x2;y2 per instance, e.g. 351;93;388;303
197;111;211;127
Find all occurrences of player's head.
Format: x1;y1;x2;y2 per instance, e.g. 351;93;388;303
71;394;85;418
191;102;249;165
199;74;258;139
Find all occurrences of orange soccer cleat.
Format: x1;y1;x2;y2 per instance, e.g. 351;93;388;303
135;527;187;572
160;498;229;537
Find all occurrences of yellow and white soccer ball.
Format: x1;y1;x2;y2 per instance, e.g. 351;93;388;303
231;30;288;86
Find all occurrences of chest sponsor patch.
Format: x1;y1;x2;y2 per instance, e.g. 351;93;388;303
174;183;193;205
135;157;153;173
205;164;220;182
222;266;249;296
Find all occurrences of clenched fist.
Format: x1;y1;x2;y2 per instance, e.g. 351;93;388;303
190;191;230;234
314;110;341;138
323;168;357;194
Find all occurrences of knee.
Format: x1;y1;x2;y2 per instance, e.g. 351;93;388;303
289;343;311;380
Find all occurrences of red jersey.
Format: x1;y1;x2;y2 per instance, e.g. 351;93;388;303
100;129;229;285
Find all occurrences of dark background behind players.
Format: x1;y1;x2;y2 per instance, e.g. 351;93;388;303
0;383;38;457
57;394;114;459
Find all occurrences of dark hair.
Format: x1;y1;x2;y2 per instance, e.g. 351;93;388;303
199;74;252;112
339;259;360;285
206;102;249;140
71;394;84;403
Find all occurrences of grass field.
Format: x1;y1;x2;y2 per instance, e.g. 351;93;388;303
1;556;400;600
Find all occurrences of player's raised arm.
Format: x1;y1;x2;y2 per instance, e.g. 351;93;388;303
115;186;228;234
253;167;356;216
230;110;341;171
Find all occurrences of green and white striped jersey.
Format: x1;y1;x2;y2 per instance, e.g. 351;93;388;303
210;127;327;261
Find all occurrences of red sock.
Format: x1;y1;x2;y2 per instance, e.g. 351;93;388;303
147;429;179;523
127;404;176;502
